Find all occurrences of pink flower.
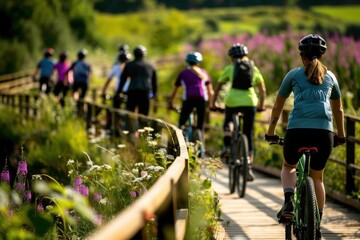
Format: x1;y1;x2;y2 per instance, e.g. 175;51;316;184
130;191;137;198
93;192;102;202
74;177;82;187
0;170;10;183
80;184;89;197
15;182;26;191
96;214;103;225
17;161;28;175
37;204;44;212
23;190;32;202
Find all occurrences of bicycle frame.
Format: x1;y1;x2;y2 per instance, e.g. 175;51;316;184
292;148;321;239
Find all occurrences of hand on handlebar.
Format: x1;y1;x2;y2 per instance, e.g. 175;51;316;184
265;134;280;143
333;135;346;147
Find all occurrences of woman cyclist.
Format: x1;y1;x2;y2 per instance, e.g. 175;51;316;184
52;51;70;107
265;34;346;239
168;52;214;147
211;43;266;181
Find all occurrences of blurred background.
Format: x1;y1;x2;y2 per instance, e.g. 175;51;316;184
1;0;359;111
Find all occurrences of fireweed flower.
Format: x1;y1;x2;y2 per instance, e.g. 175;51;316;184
37;204;44;212
80;184;89;197
0;170;10;184
23;190;32;202
130;191;137;198
15;182;26;191
93;192;102;202
17;161;28;175
74;177;82;187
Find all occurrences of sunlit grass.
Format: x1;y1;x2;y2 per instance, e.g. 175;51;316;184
312;5;360;23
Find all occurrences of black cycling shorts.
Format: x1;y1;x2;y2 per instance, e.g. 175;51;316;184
283;128;333;171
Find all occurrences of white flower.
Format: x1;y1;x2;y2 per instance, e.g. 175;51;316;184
67;159;75;166
133;178;142;183
89;165;101;172
32;174;43;181
132;169;139;174
68;170;74;175
154;166;164;172
147;166;155;171
87;159;93;166
99;197;108;205
117;144;126;148
123;130;129;135
141;171;148;177
138;129;145;133
144;127;154;132
134;162;144;167
148;141;157;147
102;164;112;170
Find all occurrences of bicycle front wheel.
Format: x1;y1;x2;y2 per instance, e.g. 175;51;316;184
236;134;248;198
298;176;317;240
228;164;236;194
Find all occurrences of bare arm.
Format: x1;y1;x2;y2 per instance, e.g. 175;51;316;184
266;95;287;136
168;86;179;109
211;82;224;108
206;83;214;106
331;99;345;137
257;81;266;111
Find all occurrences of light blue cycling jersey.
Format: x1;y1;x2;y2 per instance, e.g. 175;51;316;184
278;66;341;131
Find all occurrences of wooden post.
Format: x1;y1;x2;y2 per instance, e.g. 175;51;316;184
345;116;355;195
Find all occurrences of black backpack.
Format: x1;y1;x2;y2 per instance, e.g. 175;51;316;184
231;59;254;90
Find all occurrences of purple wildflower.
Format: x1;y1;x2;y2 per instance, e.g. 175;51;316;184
130;191;137;198
74;177;82;187
15;182;26;191
0;170;10;184
37;204;44;212
17;161;28;175
23;190;32;202
8;209;13;217
97;214;103;225
80;184;89;197
93;192;102;202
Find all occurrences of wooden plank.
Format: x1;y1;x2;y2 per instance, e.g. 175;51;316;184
176;209;188;240
207;166;360;239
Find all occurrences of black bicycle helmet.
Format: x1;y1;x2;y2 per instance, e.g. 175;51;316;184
118;44;129;52
77;49;88;59
133;45;147;58
228;43;248;58
298;34;327;54
44;48;54;57
59;51;68;61
185;52;203;64
118;50;131;62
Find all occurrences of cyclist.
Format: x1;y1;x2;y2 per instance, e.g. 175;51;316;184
210;43;266;181
168;51;214;146
33;48;55;94
66;49;91;102
102;50;131;109
117;45;157;116
52;51;70;106
265;34;346;238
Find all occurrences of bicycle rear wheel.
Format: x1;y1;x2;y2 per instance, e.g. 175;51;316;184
297;176;317;240
236;134;248;198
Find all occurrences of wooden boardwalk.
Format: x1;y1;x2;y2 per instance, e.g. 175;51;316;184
207;166;360;240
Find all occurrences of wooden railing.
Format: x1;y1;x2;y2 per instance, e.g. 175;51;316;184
0;90;190;239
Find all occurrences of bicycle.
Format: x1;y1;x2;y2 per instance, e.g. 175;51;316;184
170;106;205;158
212;107;249;198
270;137;320;240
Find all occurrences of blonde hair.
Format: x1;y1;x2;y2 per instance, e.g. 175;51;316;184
304;57;327;85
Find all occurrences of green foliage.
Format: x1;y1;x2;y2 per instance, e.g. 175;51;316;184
186;152;221;239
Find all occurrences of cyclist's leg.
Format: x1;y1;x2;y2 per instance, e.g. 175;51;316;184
309;130;333;219
222;107;235;156
179;100;194;128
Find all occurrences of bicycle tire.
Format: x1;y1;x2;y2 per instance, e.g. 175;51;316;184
236;134;248;198
285;223;293;240
297;176;317;240
228;164;236;194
